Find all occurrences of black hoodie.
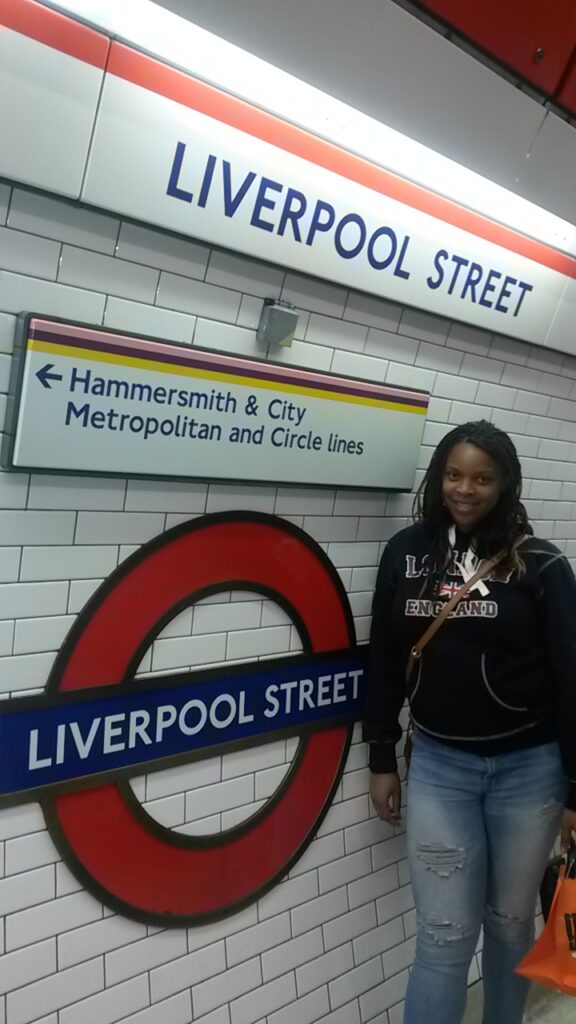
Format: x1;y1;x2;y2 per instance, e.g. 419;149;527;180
363;521;576;810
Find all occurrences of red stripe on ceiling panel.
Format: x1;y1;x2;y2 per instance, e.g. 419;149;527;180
107;42;576;280
0;0;109;69
4;4;576;278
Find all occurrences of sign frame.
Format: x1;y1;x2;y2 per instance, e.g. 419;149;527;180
1;312;429;493
14;511;363;925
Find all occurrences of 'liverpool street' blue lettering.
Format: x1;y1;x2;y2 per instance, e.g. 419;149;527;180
166;143;413;282
165;143;535;318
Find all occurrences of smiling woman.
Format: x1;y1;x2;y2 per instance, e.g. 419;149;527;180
442;441;503;532
363;419;576;1024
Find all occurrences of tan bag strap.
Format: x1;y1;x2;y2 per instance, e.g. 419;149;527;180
405;536;526;684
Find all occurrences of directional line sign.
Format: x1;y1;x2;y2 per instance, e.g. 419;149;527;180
2;313;429;491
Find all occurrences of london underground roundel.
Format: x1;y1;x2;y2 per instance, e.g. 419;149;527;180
31;512;363;925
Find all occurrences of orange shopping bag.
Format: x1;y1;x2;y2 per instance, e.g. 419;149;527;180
516;847;576;996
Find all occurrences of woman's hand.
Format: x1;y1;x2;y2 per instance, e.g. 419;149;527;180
370;772;402;826
561;808;576;852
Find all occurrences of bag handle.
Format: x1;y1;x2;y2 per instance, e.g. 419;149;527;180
566;841;576;880
405;536;526;684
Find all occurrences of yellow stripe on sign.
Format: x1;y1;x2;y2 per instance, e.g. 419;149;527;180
29;338;427;415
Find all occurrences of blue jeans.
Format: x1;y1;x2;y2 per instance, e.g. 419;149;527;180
404;729;567;1024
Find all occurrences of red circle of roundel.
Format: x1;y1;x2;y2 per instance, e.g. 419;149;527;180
44;513;355;923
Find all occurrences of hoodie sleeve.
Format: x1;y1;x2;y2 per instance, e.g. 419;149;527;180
362;539;408;774
538;547;576;811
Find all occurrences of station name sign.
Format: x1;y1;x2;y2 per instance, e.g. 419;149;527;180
0;648;367;806
81;43;574;347
0;512;366;923
2;315;429;490
3;5;576;352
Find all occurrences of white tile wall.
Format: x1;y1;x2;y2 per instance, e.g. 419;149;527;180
305;314;367;353
115;221;208;281
58;247;159;304
0;185;11;226
1;179;576;1024
205;251;284;300
6;959;104;1024
8;190;120;255
281;274;346;318
150;943;226;1004
0;272;106;323
58;918;147;970
156;274;241;322
0;228;60;281
103;298;196;346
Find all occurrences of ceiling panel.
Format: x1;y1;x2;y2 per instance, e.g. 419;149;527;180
515;112;576;224
153;0;545;191
417;1;576;94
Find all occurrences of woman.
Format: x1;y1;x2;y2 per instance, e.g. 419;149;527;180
363;420;576;1024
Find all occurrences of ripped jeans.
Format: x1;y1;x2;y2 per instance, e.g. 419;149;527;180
404;729;567;1024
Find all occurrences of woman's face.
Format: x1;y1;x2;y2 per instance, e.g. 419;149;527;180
441;442;504;533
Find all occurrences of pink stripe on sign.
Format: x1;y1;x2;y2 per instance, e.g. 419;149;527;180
31;318;185;361
29;317;429;406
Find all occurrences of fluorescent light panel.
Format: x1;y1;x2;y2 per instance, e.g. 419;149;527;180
44;0;576;256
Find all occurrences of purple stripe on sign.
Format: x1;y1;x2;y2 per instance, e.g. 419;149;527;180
29;322;429;408
31;319;426;402
30;319;426;402
30;321;200;366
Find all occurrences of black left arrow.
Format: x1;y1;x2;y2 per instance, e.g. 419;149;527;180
36;364;63;389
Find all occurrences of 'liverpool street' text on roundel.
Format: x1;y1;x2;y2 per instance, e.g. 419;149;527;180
38;513;361;924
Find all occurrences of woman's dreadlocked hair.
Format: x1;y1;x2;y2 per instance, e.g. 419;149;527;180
413;420;532;594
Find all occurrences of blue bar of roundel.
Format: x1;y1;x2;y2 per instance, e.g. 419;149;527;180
0;651;367;798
